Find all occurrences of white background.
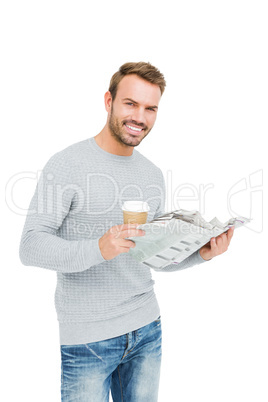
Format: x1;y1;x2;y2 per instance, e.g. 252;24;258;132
1;1;267;401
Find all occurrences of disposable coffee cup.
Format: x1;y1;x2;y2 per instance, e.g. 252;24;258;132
122;201;150;224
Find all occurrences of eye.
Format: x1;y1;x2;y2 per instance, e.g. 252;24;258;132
147;107;156;112
126;102;134;106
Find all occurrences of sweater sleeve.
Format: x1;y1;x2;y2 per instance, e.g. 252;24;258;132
151;168;207;272
19;152;105;273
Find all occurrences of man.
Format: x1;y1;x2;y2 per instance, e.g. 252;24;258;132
19;62;234;401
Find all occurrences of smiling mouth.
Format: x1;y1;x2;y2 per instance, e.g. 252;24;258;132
124;123;144;135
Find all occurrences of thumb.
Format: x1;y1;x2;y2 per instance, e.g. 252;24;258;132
210;237;217;250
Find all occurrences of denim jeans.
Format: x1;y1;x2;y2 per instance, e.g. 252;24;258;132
61;316;162;401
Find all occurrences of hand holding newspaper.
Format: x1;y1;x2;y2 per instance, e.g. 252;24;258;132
127;210;250;270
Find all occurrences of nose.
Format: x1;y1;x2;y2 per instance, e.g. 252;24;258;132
130;107;146;126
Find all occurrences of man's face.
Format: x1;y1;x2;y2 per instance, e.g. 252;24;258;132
107;74;161;147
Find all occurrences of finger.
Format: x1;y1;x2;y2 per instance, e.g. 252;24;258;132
227;226;234;244
216;234;228;253
216;235;223;247
219;235;228;252
210;237;217;253
110;224;140;236
115;223;140;231
116;228;145;239
110;225;140;237
212;236;224;255
119;239;136;248
118;240;136;252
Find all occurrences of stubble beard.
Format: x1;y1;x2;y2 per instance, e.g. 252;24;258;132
108;104;152;148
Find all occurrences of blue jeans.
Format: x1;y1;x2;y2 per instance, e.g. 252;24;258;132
61;316;162;401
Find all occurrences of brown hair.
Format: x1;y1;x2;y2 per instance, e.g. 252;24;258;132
108;62;166;100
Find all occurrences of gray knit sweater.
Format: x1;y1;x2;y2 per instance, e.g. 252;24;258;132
19;137;205;345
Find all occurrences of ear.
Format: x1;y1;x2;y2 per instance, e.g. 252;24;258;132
104;91;113;113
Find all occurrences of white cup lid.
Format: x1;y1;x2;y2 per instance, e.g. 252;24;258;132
122;201;150;212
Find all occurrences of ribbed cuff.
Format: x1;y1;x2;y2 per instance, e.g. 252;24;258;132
82;237;106;270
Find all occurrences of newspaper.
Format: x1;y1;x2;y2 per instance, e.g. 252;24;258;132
127;210;250;270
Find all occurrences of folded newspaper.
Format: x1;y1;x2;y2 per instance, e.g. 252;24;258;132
127;210;250;270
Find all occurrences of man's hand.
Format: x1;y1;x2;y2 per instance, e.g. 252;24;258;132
99;223;145;261
199;226;235;261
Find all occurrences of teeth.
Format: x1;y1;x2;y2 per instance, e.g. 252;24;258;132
126;124;142;132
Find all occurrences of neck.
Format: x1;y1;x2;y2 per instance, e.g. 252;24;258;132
94;125;134;157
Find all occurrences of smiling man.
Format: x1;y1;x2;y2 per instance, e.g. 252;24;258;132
19;62;234;401
95;70;161;154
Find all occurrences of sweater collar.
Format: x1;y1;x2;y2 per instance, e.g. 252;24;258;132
88;137;136;162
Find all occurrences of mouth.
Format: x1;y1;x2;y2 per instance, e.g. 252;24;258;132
124;123;144;136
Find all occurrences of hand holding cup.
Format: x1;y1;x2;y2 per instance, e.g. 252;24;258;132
99;223;145;261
